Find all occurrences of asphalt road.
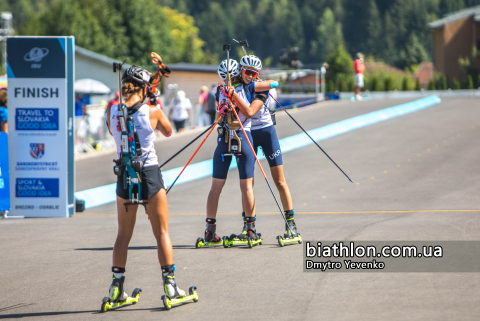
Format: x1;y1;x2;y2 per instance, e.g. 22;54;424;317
1;97;480;320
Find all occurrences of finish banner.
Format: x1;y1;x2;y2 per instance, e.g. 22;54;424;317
7;37;75;217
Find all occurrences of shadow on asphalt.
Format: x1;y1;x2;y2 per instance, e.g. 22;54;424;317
0;304;35;314
74;245;196;251
0;306;178;319
74;243;283;251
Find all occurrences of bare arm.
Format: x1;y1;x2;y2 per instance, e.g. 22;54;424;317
152;107;172;136
230;91;265;118
1;121;7;133
106;106;112;135
253;80;276;92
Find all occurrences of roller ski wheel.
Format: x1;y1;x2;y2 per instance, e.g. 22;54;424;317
195;237;204;249
277;233;302;247
197;222;223;248
195;237;223;248
162;287;199;310
227;234;262;248
100;288;142;313
277;235;285;247
189;286;199;302
222;236;231;248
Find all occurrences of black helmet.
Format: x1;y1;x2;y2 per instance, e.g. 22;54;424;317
122;65;151;86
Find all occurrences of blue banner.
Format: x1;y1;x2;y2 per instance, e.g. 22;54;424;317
15;108;59;131
16;178;59;198
0;133;10;211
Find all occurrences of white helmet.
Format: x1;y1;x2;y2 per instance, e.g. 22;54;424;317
240;55;262;71
217;59;240;80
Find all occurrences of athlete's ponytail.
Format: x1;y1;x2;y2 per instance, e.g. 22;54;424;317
122;82;143;101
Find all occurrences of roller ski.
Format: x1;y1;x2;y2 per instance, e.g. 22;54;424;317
161;265;198;310
224;215;262;248
195;219;225;248
277;210;302;247
100;273;142;312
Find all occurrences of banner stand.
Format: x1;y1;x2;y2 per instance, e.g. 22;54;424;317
2;211;24;219
7;36;75;218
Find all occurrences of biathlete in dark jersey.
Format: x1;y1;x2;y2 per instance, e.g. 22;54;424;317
199;59;267;246
231;55;299;238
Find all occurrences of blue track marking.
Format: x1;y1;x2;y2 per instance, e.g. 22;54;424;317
75;95;441;209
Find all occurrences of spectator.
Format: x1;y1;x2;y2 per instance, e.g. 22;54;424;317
75;94;86;142
198;86;209;126
107;91;120;110
0;88;7;133
205;84;218;124
353;53;365;101
169;90;192;133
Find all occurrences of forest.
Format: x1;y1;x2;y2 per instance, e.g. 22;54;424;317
1;0;480;89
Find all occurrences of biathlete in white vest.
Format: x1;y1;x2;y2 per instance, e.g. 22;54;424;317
106;65;189;306
197;59;267;247
231;55;299;238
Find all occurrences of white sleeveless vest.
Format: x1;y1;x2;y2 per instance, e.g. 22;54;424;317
110;104;158;167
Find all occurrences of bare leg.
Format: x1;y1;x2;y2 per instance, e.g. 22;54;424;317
113;196;138;268
206;178;226;219
145;188;173;266
270;165;293;211
239;178;255;218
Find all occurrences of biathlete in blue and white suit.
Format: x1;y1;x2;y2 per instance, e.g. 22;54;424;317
233;55;298;237
202;59;266;243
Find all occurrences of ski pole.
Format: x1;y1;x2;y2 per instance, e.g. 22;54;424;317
233;39;248;56
229;102;296;236
269;93;353;183
159;124;213;169
166;116;221;194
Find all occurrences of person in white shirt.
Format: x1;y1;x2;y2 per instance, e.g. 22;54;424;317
169;90;192;132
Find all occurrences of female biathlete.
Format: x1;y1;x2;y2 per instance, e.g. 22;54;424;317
200;59;266;245
234;55;299;238
106;65;188;306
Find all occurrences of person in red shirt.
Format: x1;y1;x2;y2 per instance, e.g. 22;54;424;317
353;53;365;101
106;91;120;110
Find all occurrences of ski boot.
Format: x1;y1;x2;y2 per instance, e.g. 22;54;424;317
161;265;199;310
195;218;225;248
100;268;142;312
277;210;302;247
225;215;262;248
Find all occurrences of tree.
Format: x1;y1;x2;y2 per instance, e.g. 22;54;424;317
440;0;465;16
326;45;353;75
22;0;129;61
414;78;421;90
196;2;232;60
466;75;474;89
402;76;410;91
384;77;393;91
366;0;382;57
163;7;205;63
452;78;460;89
310;8;344;63
342;0;370;55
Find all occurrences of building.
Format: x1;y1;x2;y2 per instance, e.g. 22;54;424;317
75;46;219;104
164;62;218;105
75;46;131;91
428;5;480;81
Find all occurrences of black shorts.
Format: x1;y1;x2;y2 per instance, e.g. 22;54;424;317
116;165;165;200
174;119;186;131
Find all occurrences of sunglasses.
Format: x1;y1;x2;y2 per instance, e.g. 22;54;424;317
243;69;258;77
